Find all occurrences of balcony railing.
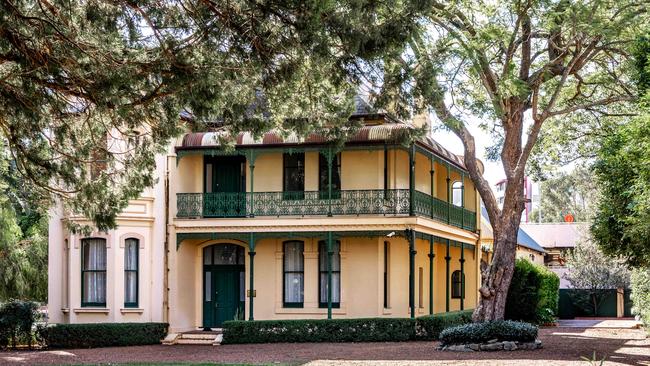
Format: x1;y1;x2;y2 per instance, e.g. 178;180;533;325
177;189;477;231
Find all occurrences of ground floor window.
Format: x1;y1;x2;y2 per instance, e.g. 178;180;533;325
81;238;107;307
451;270;465;299
124;238;139;308
283;241;304;307
318;240;341;307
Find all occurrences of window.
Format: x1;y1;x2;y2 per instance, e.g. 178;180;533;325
383;241;390;308
81;238;107;307
318;240;341;308
318;153;341;199
452;181;463;206
283;153;305;199
124;238;139;308
451;270;465;299
283;241;304;307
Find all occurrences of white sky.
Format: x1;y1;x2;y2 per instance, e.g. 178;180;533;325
431;125;504;188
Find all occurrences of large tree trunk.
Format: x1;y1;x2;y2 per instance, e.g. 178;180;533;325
473;210;521;321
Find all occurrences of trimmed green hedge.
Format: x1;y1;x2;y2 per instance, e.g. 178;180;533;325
415;310;474;340
439;320;538;345
505;259;559;324
223;318;415;344
40;322;168;348
223;310;474;344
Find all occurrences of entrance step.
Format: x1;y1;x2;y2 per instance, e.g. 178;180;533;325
165;329;223;345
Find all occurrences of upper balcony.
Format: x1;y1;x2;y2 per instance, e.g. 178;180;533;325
176;189;476;231
173;118;482;233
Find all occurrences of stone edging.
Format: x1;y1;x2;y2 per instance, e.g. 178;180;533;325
439;339;543;352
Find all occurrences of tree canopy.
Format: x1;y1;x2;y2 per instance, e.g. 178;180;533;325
591;34;650;268
0;0;426;231
366;0;646;321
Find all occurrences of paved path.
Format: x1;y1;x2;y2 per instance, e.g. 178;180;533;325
0;327;648;365
557;318;642;328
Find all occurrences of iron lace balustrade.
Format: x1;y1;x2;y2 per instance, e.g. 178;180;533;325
176;189;476;231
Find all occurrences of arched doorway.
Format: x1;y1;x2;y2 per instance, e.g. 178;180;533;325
202;243;245;328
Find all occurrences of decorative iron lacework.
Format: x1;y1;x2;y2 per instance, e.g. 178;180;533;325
177;189;475;231
176;230;475;250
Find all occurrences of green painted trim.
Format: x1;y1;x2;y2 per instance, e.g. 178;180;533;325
460;242;465;310
445;239;451;313
408;229;416;319
428;236;434;315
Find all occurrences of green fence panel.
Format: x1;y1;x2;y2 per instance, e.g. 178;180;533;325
558;289;618;319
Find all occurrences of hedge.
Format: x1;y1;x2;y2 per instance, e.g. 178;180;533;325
415;310;474;340
631;267;650;332
505;259;559;324
222;310;474;344
439;320;538;345
39;323;168;348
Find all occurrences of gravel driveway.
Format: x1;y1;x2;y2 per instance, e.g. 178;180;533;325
0;327;648;366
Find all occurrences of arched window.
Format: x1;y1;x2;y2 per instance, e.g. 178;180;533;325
452;181;463;207
451;270;465;299
283;241;304;307
124;238;139;308
81;238;107;307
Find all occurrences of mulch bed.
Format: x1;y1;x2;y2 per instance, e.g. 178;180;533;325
0;327;648;365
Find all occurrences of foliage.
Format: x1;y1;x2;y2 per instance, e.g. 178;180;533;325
592;107;650;267
0;0;428;231
630;267;650;331
415;310;474;340
0;146;48;302
564;239;630;315
222;318;416;344
529;165;598;223
39;322;168;349
0;299;41;350
439;320;538;346
367;0;646;321
505;259;559;324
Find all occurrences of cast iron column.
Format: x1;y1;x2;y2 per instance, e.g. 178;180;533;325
460;242;465;310
445;239;451;312
327;231;333;319
248;232;256;320
428;236;435;315
409;145;416;216
408;229;416;318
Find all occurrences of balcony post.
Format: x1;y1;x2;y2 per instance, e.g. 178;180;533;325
327;231;333;319
430;157;435;219
248;232;256;320
428;235;435;315
248;151;257;218
408;229;416;318
445;238;451;312
446;164;451;224
409;145;415;217
327;147;333;217
460;242;465;310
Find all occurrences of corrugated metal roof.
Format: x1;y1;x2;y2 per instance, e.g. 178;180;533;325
519;222;587;249
179;122;467;169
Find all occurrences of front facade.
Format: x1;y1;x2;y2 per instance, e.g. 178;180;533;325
48;112;482;332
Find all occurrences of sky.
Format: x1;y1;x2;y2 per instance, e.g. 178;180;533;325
430;124;504;188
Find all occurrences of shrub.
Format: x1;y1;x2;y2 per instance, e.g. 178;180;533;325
39;322;168;348
0;299;41;350
630;267;650;332
222;318;416;344
415;310;474;340
505;259;559;324
439;320;538;345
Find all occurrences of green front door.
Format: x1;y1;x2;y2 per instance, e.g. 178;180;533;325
204;156;246;217
203;244;245;328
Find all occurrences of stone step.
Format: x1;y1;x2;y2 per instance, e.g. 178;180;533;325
176;338;215;345
181;333;218;340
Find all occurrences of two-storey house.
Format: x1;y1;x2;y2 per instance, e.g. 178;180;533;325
47;107;482;334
